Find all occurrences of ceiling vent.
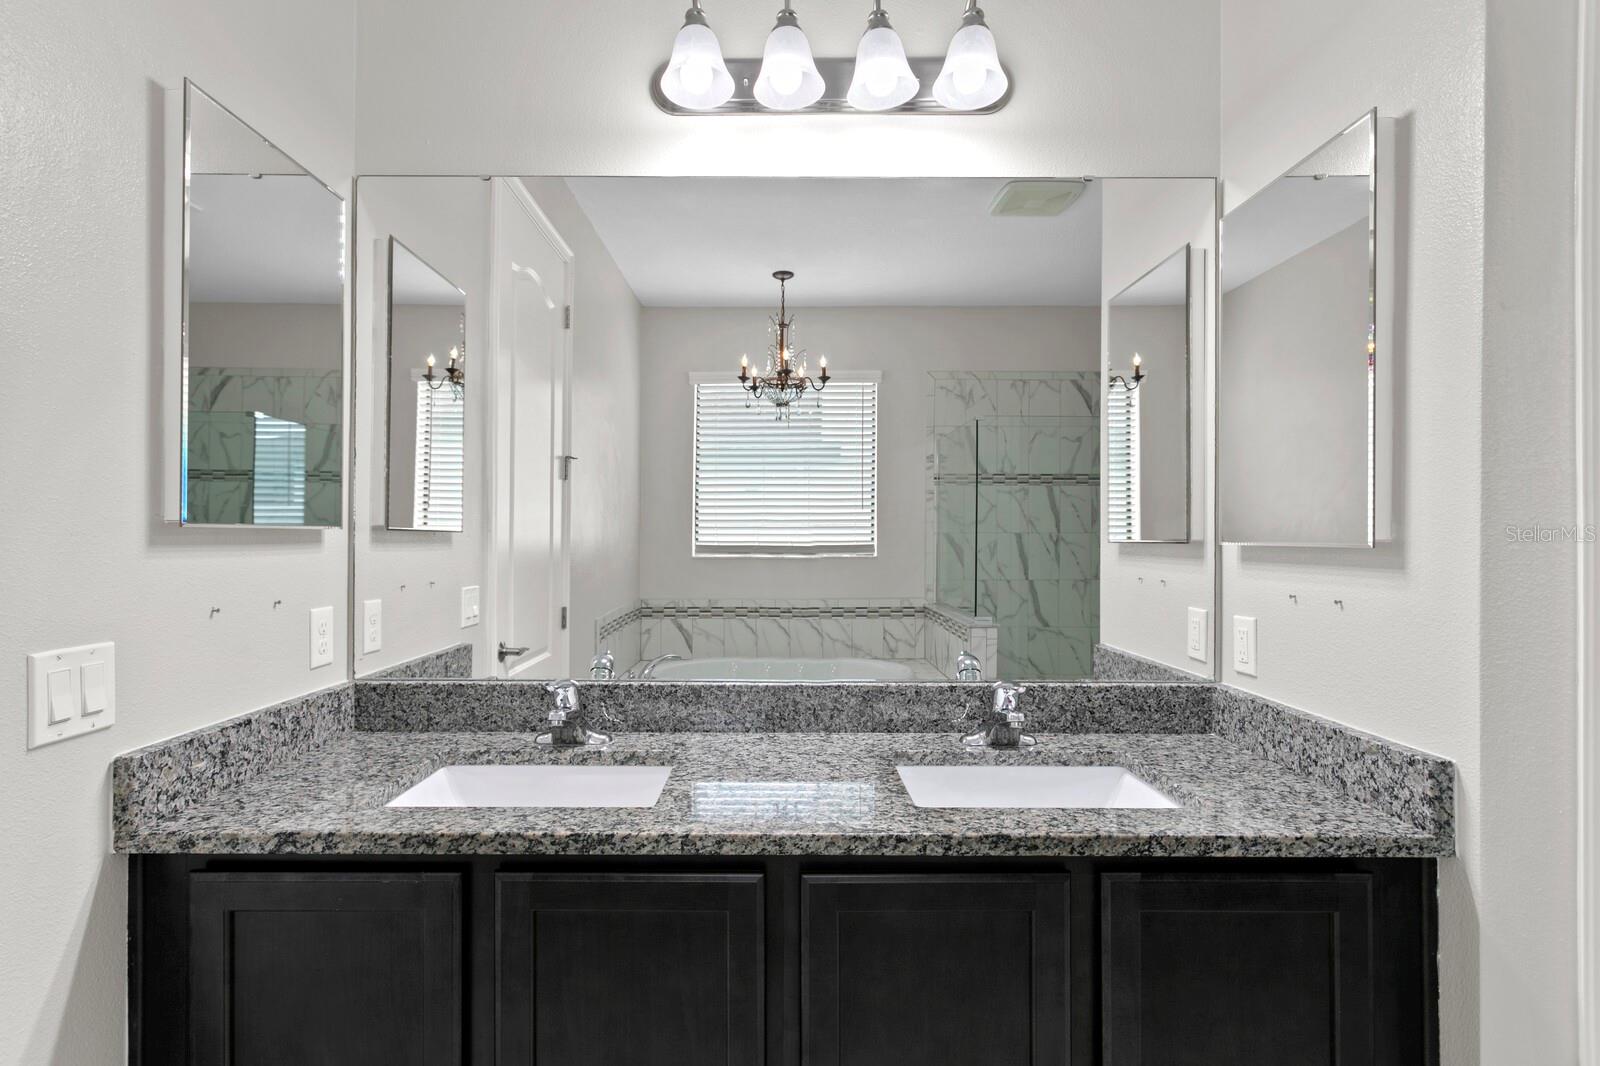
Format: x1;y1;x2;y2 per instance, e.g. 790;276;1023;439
988;178;1088;217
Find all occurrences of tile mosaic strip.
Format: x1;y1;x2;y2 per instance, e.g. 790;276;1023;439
639;603;923;619
934;473;1100;485
364;643;474;680
1092;643;1207;683
112;683;353;844
1211;686;1455;844
353;679;1214;736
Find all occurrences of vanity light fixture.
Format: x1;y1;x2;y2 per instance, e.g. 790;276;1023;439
932;0;1009;111
1108;353;1145;392
659;1;736;111
846;2;919;111
424;345;465;397
738;270;830;420
753;5;826;111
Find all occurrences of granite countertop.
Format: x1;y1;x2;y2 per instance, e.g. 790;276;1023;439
114;730;1448;858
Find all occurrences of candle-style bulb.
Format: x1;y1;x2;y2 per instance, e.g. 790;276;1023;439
1131;352;1142;368
819;354;827;369
427;353;436;369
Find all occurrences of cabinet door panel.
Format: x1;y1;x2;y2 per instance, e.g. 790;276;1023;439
801;874;1070;1066
188;871;462;1066
496;872;764;1066
1102;872;1374;1066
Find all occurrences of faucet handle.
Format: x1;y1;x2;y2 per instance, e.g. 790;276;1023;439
991;680;1026;714
545;679;581;716
590;651;617;680
954;650;982;681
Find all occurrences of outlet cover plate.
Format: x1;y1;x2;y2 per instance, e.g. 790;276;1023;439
1232;615;1258;677
461;586;481;629
362;599;383;654
309;606;334;669
1186;607;1209;662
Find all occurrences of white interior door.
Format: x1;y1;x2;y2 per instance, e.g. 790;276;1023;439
490;179;572;678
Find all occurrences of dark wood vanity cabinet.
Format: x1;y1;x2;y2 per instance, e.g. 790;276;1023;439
495;873;765;1066
801;874;1070;1066
185;871;462;1066
132;858;1434;1066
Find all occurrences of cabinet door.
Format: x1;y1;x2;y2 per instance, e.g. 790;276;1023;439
1101;872;1374;1066
801;874;1070;1066
495;872;765;1066
189;871;462;1066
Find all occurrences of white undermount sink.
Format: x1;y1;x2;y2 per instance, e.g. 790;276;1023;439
895;765;1178;809
387;765;672;808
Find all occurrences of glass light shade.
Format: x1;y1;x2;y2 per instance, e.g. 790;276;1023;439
932;23;1008;110
754;23;825;110
846;25;919;111
659;21;735;110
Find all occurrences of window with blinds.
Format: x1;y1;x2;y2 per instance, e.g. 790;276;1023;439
1105;384;1141;541
693;379;878;556
413;381;466;530
252;412;307;525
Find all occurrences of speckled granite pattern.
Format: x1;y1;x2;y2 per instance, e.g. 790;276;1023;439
1093;643;1208;683
353;679;1215;736
113;684;352;828
1212;686;1455;847
363;643;474;680
113;731;1448;858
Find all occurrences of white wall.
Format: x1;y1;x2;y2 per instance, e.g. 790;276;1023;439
1099;178;1217;674
353;0;1220;179
519;178;644;674
0;2;357;1063
638;307;1099;601
1220;0;1582;1061
352;178;493;676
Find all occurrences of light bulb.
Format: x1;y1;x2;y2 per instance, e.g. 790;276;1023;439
932;6;1008;111
427;354;436;368
754;11;824;110
1131;353;1143;368
847;10;919;111
659;6;735;110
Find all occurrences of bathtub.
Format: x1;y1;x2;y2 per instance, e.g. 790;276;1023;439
645;656;932;682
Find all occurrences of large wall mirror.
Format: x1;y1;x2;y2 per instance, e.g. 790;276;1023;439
386;238;467;532
1220;109;1390;547
1106;244;1191;543
350;175;1219;685
174;81;345;527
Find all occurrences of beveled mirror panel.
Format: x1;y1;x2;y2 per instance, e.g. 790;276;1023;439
1106;244;1191;543
1220;110;1387;547
386;238;467;532
178;82;345;527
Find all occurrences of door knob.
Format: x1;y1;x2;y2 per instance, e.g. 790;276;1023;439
498;642;530;662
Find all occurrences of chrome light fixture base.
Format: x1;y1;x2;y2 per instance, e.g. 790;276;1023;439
650;55;1010;115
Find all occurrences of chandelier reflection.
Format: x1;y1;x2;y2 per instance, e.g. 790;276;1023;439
738;269;829;421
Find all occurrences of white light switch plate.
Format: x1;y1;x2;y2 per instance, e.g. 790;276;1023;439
460;585;481;628
1232;615;1258;677
27;642;116;749
1186;607;1209;662
309;606;334;669
362;599;383;654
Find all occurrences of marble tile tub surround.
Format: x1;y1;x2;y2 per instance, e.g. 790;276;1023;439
115;731;1447;859
113;683;353;830
363;642;474;680
1093;642;1208;683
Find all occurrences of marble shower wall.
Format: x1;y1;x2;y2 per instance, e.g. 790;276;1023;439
927;371;1101;679
186;366;342;525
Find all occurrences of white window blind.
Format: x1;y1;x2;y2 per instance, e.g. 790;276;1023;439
1105;385;1141;541
413;380;466;530
693;379;878;556
252;412;306;525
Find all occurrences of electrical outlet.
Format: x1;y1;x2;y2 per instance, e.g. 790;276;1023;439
362;599;383;654
1186;607;1209;662
461;585;481;628
309;606;334;668
27;642;115;748
1232;615;1258;677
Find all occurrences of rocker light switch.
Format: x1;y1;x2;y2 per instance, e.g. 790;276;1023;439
81;661;109;715
47;669;75;724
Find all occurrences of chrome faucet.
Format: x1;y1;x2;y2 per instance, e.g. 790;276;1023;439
954;650;983;681
590;650;616;680
963;681;1035;749
623;653;682;680
538;680;613;747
